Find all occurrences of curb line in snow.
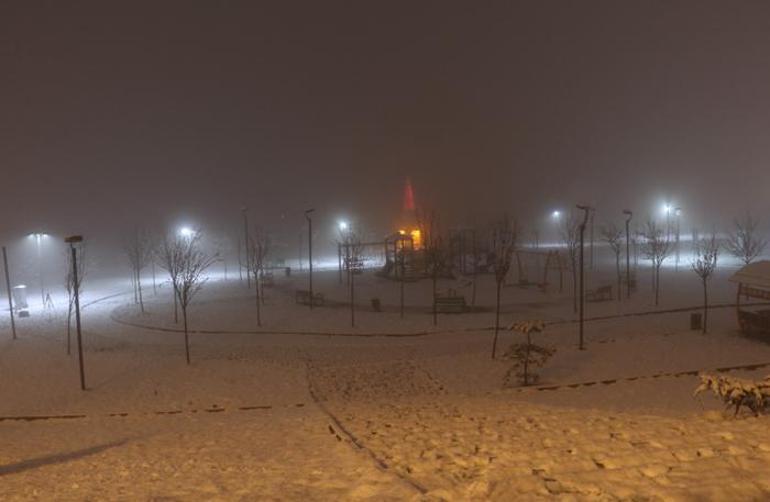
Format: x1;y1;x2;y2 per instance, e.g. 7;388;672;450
0;403;306;423
512;361;770;394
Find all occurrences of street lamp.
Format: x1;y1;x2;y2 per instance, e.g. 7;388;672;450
576;204;593;350
623;209;633;299
674;207;682;270
29;232;48;304
305;209;315;310
179;227;195;239
65;235;86;391
338;221;348;232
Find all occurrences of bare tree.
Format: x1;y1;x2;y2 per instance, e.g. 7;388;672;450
159;231;216;364
247;227;270;327
124;228;153;313
641;220;672;306
601;223;623;302
418;210;448;327
343;229;364;327
726;212;767;266
491;215;517;359
64;241;87;355
692;232;719;334
560;215;580;313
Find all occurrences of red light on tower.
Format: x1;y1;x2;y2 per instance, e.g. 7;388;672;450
403;177;415;212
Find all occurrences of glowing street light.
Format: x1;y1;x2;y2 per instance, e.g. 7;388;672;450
29;232;48;304
551;210;561;220
178;227;195;239
338;221;349;232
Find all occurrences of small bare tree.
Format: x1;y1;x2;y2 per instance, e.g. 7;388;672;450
64;241;87;355
641;220;672;306
344;230;364;327
692;232;719;334
560;215;580;313
601;223;623;301
247;228;270;327
491;215;517;359
418;210;448;327
726;212;767;266
124;228;153;313
159;231;216;364
502;320;554;386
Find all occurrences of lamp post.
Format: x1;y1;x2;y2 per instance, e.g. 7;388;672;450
305;209;315;310
2;246;16;340
242;207;251;289
576;204;592;350
65;235;86;391
623;209;633;299
674;207;682;271
31;232;47;304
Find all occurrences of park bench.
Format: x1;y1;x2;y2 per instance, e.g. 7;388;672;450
586;285;613;302
435;289;467;313
295;289;324;306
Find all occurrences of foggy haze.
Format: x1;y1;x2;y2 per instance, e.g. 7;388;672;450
3;1;770;248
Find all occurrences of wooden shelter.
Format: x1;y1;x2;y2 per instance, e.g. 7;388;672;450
729;260;770;337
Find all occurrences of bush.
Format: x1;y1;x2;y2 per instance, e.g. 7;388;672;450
694;373;770;416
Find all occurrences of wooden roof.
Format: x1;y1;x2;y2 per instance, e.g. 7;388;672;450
729;260;770;290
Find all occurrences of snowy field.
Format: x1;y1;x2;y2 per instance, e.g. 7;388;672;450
2;261;770;500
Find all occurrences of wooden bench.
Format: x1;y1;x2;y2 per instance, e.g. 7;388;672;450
295;289;324;306
435;292;466;313
586;285;613;302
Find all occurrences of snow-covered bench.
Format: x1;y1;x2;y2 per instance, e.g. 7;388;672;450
435;291;466;313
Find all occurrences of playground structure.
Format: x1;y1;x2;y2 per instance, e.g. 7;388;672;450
513;249;566;293
730;260;770;338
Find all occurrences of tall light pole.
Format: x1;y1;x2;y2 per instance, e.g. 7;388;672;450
589;208;595;271
674;207;682;271
65;235;86;391
2;246;16;340
31;232;47;304
242;207;251;289
305;209;315;310
576;204;592;350
623;209;633;299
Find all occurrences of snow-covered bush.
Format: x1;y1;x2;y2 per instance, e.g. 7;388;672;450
693;373;770;416
502;320;555;386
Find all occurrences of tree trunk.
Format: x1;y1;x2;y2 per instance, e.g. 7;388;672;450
616;253;621;302
702;277;708;334
137;270;144;313
572;261;578;314
654;265;660;306
173;288;178;323
255;273;262;327
350;268;355;327
432;274;437;326
183;306;190;365
492;280;502;359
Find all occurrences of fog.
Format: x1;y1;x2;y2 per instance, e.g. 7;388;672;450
3;1;770;268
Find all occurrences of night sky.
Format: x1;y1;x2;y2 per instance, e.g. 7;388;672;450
3;1;770;245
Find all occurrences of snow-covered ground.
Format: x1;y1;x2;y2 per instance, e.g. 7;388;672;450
2;262;770;500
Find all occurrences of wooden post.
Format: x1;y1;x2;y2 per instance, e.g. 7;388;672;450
65;236;86;390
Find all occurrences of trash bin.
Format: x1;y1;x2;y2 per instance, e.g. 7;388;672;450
690;312;702;331
12;285;29;318
371;298;381;312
